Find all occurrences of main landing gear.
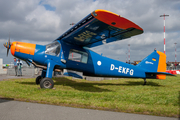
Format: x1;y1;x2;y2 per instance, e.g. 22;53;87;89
40;77;54;89
35;60;55;89
35;75;54;89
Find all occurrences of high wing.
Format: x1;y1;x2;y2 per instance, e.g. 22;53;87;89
56;9;143;48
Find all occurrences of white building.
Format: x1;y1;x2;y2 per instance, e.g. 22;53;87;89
0;58;7;74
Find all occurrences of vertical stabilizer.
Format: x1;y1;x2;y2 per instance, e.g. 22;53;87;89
136;50;166;79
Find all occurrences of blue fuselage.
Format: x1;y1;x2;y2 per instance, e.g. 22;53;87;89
16;40;145;79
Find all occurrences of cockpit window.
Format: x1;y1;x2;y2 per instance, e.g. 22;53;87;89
45;41;61;56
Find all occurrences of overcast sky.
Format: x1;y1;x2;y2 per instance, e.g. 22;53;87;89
0;0;180;64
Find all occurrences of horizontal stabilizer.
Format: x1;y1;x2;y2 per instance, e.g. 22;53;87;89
146;72;175;76
145;71;175;79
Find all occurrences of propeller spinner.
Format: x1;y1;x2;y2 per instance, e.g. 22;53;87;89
3;37;11;56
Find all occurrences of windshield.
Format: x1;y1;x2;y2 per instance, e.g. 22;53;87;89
45;41;61;56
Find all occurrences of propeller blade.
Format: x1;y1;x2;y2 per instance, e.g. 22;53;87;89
6;34;11;56
7;48;9;56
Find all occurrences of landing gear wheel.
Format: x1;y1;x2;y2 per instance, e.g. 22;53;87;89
40;78;54;89
36;75;42;85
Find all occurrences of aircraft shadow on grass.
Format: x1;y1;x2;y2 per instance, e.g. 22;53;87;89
16;77;162;92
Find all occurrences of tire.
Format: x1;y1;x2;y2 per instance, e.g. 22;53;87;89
40;78;54;89
36;75;42;85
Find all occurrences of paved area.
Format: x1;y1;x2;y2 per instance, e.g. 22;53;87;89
0;75;178;120
0;74;35;81
0;99;177;120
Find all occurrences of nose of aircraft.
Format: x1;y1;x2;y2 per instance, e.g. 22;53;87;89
3;41;36;60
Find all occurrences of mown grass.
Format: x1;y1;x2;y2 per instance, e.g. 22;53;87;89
0;75;179;117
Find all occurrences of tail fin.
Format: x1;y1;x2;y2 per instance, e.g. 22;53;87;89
136;50;167;79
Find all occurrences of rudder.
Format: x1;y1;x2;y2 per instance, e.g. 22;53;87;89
156;51;166;79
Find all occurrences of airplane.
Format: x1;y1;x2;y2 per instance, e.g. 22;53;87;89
3;9;173;89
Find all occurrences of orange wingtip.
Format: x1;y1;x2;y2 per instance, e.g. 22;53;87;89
91;9;143;31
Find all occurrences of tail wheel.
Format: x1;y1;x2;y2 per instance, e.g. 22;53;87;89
40;78;54;89
36;75;42;85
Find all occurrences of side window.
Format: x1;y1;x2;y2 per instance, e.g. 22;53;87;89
68;49;88;63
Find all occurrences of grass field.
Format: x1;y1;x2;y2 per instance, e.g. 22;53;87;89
0;75;179;117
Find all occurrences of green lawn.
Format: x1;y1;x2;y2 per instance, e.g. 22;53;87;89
0;75;179;117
